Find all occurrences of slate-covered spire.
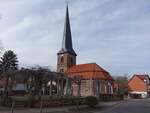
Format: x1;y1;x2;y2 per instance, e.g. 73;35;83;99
58;4;77;56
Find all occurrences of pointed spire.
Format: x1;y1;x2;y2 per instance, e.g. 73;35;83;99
58;4;77;56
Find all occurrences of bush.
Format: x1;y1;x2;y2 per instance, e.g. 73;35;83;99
85;96;98;107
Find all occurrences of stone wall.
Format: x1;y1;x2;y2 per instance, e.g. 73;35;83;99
72;79;114;97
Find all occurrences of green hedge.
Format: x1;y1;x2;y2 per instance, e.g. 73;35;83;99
85;96;98;107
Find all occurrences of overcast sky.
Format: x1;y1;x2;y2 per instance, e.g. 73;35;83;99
0;0;150;76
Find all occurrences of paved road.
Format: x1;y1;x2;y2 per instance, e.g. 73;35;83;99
100;99;150;113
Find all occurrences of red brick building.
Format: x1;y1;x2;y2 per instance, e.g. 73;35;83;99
128;74;150;98
57;5;114;97
65;63;114;97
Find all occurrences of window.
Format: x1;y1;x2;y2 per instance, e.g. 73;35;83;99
70;57;73;64
60;57;64;63
60;69;64;72
68;56;73;66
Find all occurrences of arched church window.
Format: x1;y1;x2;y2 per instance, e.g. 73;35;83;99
60;57;64;63
67;56;73;67
70;57;73;64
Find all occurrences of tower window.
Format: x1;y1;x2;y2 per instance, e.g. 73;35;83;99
60;57;64;63
70;57;73;64
60;69;64;72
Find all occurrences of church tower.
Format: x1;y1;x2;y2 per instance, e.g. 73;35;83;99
57;5;77;73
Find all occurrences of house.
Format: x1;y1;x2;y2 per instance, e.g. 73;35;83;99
1;69;28;95
128;74;150;98
0;70;28;95
65;63;114;97
0;80;6;95
0;80;12;95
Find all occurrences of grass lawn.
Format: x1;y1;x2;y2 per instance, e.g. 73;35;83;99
11;96;28;101
11;95;83;101
11;95;50;101
0;106;10;111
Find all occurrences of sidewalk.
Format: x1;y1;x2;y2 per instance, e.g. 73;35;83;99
0;100;124;113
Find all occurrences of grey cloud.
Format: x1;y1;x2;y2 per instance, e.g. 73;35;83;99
0;0;150;76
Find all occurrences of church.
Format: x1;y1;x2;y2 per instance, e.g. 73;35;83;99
57;5;114;97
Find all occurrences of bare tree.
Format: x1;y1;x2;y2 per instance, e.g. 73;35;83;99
114;74;129;95
73;76;82;97
26;67;51;101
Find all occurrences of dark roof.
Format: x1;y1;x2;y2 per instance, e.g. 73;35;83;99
58;4;77;56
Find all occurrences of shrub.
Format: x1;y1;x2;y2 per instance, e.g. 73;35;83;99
85;96;98;108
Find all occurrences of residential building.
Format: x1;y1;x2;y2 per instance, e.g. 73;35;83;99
128;74;150;98
0;80;12;95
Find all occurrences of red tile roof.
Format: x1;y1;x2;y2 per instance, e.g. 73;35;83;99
65;63;113;80
127;74;149;92
135;74;149;81
0;80;12;85
127;74;149;86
